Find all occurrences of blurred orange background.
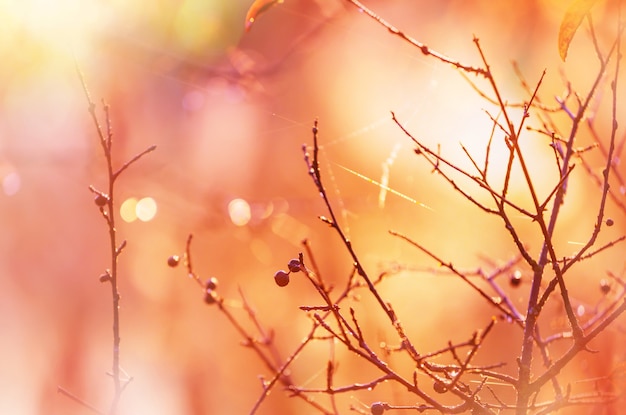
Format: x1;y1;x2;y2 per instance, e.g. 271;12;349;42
1;0;625;414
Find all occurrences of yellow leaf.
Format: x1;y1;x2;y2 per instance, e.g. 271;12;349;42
244;0;284;32
557;0;599;61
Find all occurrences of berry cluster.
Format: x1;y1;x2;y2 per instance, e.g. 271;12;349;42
167;254;220;305
203;276;219;305
273;258;302;287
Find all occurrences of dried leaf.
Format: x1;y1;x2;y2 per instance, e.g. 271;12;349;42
557;0;599;61
245;0;284;32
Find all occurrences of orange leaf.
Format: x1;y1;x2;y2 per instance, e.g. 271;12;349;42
244;0;284;32
557;0;599;61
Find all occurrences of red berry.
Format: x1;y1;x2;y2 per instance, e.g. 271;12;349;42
433;381;447;393
287;258;301;273
167;255;180;267
370;402;385;415
606;218;615;227
94;194;108;207
274;270;290;287
205;277;218;290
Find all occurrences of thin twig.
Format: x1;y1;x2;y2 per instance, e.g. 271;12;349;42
341;0;487;76
57;386;105;415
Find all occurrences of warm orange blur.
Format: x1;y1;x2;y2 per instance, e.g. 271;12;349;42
1;0;624;414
